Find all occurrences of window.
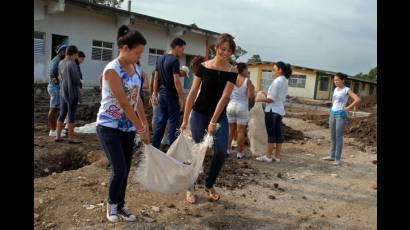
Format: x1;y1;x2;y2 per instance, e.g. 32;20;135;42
319;76;329;91
92;40;113;61
369;85;375;95
288;74;306;88
148;48;165;66
34;31;45;55
361;83;366;91
260;69;273;92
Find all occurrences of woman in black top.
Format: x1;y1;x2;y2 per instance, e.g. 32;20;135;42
180;34;238;203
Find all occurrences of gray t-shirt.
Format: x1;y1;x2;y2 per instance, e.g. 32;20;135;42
58;59;82;104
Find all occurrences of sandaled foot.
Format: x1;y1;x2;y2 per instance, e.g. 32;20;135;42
54;138;64;142
68;139;82;144
186;192;197;204
205;188;220;202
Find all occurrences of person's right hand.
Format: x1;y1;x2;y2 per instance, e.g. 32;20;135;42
52;78;59;84
140;129;150;144
151;94;159;106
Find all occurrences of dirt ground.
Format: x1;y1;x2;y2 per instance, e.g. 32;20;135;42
34;87;377;230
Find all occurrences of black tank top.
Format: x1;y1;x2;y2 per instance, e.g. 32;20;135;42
193;64;237;116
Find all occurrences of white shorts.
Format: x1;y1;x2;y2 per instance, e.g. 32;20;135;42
226;102;249;125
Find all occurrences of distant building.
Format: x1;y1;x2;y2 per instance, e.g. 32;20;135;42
247;61;377;100
34;0;219;90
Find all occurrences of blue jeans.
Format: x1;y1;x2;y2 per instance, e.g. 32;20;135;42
151;94;180;148
329;114;347;160
190;110;228;189
96;125;135;209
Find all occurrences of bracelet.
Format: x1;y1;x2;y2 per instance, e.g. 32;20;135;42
137;124;147;134
209;122;217;126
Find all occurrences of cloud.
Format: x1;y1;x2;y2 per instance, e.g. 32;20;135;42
122;0;376;75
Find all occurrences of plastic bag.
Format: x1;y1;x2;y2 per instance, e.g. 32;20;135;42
134;131;213;194
74;121;97;134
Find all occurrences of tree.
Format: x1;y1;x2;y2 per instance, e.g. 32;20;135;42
247;54;262;64
353;66;377;82
93;0;124;8
232;46;247;63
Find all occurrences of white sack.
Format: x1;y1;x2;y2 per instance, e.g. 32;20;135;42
248;103;268;156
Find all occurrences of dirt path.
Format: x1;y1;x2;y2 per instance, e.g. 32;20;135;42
34;114;376;229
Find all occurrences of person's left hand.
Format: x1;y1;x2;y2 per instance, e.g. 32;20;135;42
344;106;351;111
207;123;217;136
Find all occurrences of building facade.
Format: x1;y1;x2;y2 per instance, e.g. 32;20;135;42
248;62;377;101
34;0;219;90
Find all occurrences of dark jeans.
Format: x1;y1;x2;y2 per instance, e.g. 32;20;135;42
264;111;283;144
58;96;78;123
190;110;228;189
96;125;135;209
151;94;180;148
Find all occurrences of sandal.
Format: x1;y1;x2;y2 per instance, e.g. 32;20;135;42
186;192;197;204
54;138;64;142
204;188;220;202
68;139;82;144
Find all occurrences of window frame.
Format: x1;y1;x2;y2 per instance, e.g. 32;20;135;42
91;40;113;61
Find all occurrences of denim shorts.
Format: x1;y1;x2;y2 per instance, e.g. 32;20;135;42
226;102;249;125
47;83;60;109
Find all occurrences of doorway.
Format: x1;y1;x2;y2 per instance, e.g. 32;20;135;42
51;34;69;59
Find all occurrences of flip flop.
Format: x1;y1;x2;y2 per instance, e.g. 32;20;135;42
68;139;82;144
205;188;220;202
186;192;197;204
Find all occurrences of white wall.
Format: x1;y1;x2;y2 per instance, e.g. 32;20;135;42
34;1;212;87
34;4;118;86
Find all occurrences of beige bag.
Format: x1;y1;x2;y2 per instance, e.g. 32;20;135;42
248;102;268;156
134;131;213;194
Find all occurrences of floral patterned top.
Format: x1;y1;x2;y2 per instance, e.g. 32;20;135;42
96;59;141;132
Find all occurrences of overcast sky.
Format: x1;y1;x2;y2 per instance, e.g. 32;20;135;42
121;0;376;75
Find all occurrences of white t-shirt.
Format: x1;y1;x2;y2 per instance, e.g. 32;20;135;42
265;75;288;116
331;86;350;112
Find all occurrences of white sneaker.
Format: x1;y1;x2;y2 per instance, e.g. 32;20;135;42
49;130;66;137
273;157;281;162
256;155;273;163
322;156;335;161
226;149;230;155
49;130;56;137
237;152;244;159
106;203;119;222
333;160;341;166
118;207;136;222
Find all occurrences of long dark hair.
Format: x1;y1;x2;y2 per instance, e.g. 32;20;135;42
190;56;205;75
117;25;147;49
275;61;292;79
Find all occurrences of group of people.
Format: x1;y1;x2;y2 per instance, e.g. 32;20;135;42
47;44;86;143
45;24;361;222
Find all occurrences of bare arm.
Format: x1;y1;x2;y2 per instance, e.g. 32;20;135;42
152;71;159;96
174;73;185;109
182;76;202;126
105;69;144;130
210;82;235;124
142;71;149;90
345;89;361;110
247;79;256;99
